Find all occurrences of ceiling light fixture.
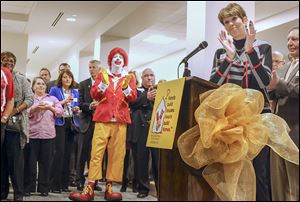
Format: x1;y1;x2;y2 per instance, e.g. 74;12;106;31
143;34;177;45
66;17;76;22
48;40;56;44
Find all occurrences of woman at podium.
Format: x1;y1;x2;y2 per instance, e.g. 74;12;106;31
209;3;272;201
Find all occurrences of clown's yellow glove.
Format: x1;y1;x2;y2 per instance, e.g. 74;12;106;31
101;69;109;85
122;74;132;90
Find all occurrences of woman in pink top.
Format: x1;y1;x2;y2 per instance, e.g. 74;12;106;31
24;77;63;197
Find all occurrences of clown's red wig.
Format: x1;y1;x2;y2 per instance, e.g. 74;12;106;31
107;47;128;68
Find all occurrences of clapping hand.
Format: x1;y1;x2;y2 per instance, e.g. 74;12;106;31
62;95;74;105
73;106;80;114
101;69;110;85
122;74;132;90
147;86;156;101
267;70;280;91
218;30;235;59
35;102;52;112
37;102;47;110
245;20;256;53
90;100;100;110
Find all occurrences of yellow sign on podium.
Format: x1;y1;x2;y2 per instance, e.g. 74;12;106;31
146;78;185;149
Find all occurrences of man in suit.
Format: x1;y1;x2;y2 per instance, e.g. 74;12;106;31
76;60;102;191
39;67;51;83
268;26;299;201
129;68;159;198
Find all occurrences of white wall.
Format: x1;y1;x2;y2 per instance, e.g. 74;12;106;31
100;35;130;69
134;49;186;85
1;31;28;74
257;19;299;61
186;1;207;79
49;51;80;81
79;54;93;82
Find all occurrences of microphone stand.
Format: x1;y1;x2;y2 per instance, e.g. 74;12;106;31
182;59;191;77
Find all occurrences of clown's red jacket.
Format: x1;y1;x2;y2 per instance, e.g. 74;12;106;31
90;72;137;124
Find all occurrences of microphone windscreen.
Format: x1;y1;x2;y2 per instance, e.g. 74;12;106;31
200;41;208;49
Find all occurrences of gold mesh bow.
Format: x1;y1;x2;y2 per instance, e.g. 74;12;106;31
177;83;299;201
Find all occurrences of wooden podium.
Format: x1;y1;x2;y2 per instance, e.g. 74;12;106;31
158;76;219;201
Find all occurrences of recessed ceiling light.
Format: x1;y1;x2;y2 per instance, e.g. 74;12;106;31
143;34;177;44
72;14;77;17
48;40;56;44
66;17;76;22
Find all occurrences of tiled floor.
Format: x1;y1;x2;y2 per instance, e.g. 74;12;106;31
3;181;157;201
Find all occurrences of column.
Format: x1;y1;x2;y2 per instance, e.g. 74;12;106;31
1;32;28;74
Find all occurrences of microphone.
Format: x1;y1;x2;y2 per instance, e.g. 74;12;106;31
180;41;208;64
179;41;208;78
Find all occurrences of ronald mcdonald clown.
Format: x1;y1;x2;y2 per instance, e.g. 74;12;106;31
69;47;137;201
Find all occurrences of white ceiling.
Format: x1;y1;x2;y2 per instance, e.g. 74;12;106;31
1;1;299;76
255;1;298;21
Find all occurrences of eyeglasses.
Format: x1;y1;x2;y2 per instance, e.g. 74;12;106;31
272;60;284;64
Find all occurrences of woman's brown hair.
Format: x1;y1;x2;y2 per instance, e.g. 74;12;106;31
55;69;76;88
218;3;247;25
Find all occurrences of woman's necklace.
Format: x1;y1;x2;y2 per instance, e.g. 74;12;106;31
235;46;245;52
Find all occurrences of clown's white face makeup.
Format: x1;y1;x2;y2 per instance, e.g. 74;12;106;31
110;53;124;75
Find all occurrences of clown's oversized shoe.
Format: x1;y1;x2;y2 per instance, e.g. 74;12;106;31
69;185;94;201
104;182;122;201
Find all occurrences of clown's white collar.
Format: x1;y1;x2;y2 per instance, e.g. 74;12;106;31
106;67;128;77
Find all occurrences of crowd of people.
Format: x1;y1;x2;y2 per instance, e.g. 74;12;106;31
1;2;298;201
1;47;159;201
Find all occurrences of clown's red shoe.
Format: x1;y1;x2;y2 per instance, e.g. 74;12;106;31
69;184;94;201
104;181;122;201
